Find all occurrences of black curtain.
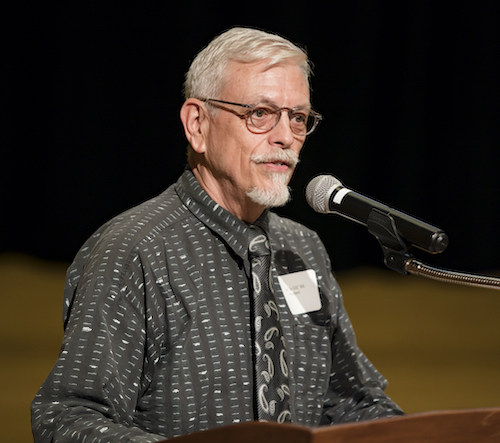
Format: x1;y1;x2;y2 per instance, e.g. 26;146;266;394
3;2;499;272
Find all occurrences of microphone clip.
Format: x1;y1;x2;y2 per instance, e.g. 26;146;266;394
366;208;500;290
367;208;412;274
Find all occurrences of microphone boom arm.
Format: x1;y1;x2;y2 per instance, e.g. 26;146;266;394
404;259;500;290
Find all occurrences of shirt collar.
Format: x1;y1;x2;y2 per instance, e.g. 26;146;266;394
174;168;270;261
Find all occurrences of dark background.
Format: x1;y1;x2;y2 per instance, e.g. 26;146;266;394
3;2;499;273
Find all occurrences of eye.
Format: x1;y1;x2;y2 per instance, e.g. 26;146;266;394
249;106;276;129
290;111;310;130
291;111;308;123
251;107;273;119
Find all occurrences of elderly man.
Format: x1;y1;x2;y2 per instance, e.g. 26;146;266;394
32;27;403;442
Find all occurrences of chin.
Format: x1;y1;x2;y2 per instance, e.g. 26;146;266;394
246;177;292;208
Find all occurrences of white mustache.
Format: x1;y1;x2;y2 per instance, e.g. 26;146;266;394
251;150;300;168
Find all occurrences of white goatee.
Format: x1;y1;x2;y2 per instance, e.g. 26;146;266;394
246;149;300;208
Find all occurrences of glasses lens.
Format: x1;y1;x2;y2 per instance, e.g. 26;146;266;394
289;111;313;135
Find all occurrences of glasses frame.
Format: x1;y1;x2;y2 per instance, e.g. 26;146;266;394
200;98;323;136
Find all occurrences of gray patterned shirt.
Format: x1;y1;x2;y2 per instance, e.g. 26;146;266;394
32;169;403;442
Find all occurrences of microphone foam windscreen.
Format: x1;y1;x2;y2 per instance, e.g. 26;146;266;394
305;175;342;214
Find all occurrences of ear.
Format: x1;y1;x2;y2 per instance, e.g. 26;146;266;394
180;99;209;154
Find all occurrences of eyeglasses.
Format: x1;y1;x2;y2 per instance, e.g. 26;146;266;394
200;98;323;136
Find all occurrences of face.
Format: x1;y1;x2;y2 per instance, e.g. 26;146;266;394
195;60;310;221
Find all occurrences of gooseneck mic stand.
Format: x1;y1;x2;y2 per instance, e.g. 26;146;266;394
367;210;500;290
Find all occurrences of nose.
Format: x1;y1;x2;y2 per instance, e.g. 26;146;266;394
268;110;296;148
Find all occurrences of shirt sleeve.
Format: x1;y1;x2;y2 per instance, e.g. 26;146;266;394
31;251;166;443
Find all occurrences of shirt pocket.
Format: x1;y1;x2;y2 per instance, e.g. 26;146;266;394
291;322;332;426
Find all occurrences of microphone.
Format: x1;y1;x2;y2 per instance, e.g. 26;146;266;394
305;174;449;254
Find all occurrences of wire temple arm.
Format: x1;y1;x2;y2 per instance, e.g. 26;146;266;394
404;259;500;290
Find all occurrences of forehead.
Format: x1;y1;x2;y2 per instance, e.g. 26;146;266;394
221;60;310;105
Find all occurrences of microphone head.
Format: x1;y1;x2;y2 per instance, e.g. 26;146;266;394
305;174;343;214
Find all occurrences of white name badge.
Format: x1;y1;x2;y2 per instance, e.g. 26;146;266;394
277;269;322;315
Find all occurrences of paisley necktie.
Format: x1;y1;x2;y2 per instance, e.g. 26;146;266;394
248;225;291;422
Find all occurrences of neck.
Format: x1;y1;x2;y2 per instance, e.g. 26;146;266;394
190;164;266;223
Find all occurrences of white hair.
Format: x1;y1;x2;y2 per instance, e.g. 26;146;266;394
184;27;312;100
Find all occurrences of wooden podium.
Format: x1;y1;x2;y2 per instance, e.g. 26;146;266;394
164;408;500;443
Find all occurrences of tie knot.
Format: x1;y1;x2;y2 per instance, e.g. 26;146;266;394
248;225;270;258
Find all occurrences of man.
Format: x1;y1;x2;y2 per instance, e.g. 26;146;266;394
32;27;403;442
